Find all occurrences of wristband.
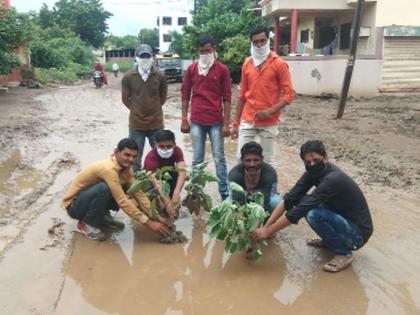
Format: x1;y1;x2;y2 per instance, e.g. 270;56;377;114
232;119;240;128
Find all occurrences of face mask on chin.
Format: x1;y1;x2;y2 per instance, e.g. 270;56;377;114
157;147;174;159
305;160;326;177
250;41;270;66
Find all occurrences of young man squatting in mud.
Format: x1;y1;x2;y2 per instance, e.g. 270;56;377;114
62;138;172;241
251;140;373;272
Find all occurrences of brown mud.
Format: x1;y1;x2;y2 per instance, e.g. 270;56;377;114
0;74;419;315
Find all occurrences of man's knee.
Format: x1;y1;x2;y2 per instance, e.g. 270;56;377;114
96;182;112;198
269;193;282;212
305;208;323;225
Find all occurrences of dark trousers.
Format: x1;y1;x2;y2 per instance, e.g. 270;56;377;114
67;182;119;227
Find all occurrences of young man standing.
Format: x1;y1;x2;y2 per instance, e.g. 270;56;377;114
143;129;187;218
181;34;231;200
230;25;295;164
251;140;373;272
62;138;172;241
122;44;168;171
229;142;282;213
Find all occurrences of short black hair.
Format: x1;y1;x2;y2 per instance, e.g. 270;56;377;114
197;34;216;47
155;129;175;142
117;138;138;151
250;25;270;40
300;140;327;160
240;141;263;159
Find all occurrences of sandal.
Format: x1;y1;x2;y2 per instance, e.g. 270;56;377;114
323;255;354;272
306;238;325;248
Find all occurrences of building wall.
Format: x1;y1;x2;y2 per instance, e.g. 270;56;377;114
375;0;420;27
284;56;381;96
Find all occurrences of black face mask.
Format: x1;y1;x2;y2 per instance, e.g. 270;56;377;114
305;160;326;177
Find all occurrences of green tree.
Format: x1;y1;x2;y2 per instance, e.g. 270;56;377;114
169;0;265;81
53;0;112;47
0;7;31;75
138;28;159;48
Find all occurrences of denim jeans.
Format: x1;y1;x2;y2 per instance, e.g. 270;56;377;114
305;204;364;256
67;182;119;227
268;193;282;213
190;122;228;197
237;121;278;164
129;129;161;171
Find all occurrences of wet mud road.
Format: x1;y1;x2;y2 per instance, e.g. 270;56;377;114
1;75;420;315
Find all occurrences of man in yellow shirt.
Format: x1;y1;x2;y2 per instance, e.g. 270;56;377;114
62;138;172;241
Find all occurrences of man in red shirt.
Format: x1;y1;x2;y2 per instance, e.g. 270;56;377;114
230;25;295;164
143;130;186;218
181;34;232;200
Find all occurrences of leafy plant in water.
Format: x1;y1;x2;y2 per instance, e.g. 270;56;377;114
128;168;175;220
182;161;218;215
206;182;268;260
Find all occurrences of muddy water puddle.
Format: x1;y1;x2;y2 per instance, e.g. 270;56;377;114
1;81;420;315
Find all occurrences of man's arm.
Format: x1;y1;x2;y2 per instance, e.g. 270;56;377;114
180;67;192;133
121;87;131;110
221;65;232;137
159;74;168;106
172;161;186;205
255;61;295;121
231;62;248;139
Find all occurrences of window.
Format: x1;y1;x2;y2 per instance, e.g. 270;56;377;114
300;29;309;43
178;17;187;26
163;34;172;42
163;17;172;25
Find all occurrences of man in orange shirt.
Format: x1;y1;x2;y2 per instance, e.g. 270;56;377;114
230;25;295;164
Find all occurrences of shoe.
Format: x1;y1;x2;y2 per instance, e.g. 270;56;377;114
76;222;106;241
102;213;125;229
323;254;354;272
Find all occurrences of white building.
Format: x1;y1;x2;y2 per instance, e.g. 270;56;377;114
157;0;194;52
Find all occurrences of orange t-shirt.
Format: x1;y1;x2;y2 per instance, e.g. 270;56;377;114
238;52;294;126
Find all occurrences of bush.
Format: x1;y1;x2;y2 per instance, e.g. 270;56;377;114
34;65;84;84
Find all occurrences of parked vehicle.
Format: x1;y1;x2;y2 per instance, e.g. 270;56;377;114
155;52;183;82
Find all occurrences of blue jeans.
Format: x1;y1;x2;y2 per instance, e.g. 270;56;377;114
305;204;364;256
190;123;228;197
67;182;119;227
129;129;161;171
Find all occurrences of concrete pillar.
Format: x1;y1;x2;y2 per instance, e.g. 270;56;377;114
290;9;298;54
274;17;280;54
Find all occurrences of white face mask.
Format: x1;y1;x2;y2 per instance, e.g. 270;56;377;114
250;41;270;66
198;53;215;76
157;147;174;159
136;57;153;72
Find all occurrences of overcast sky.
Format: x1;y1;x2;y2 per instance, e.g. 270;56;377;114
12;0;193;36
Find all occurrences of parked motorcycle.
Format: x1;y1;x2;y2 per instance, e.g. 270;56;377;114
93;71;104;88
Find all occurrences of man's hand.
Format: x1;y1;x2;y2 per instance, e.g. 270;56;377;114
157;215;172;227
145;219;171;237
255;109;272;121
165;200;177;218
230;126;239;139
251;228;270;241
171;193;181;206
222;124;230;137
181;120;190;133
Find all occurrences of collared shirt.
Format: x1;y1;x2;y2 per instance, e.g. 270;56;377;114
239;52;295;127
62;156;151;224
284;163;373;244
122;66;168;131
181;60;232;126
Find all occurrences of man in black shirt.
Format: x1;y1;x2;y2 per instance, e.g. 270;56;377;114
229;142;282;213
251;140;373;272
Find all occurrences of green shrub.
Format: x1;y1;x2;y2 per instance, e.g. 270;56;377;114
104;61;134;73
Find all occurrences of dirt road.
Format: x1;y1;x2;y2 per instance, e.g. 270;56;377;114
1;74;420;315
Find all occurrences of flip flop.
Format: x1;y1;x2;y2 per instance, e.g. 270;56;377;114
323;255;354;272
306;238;325;248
